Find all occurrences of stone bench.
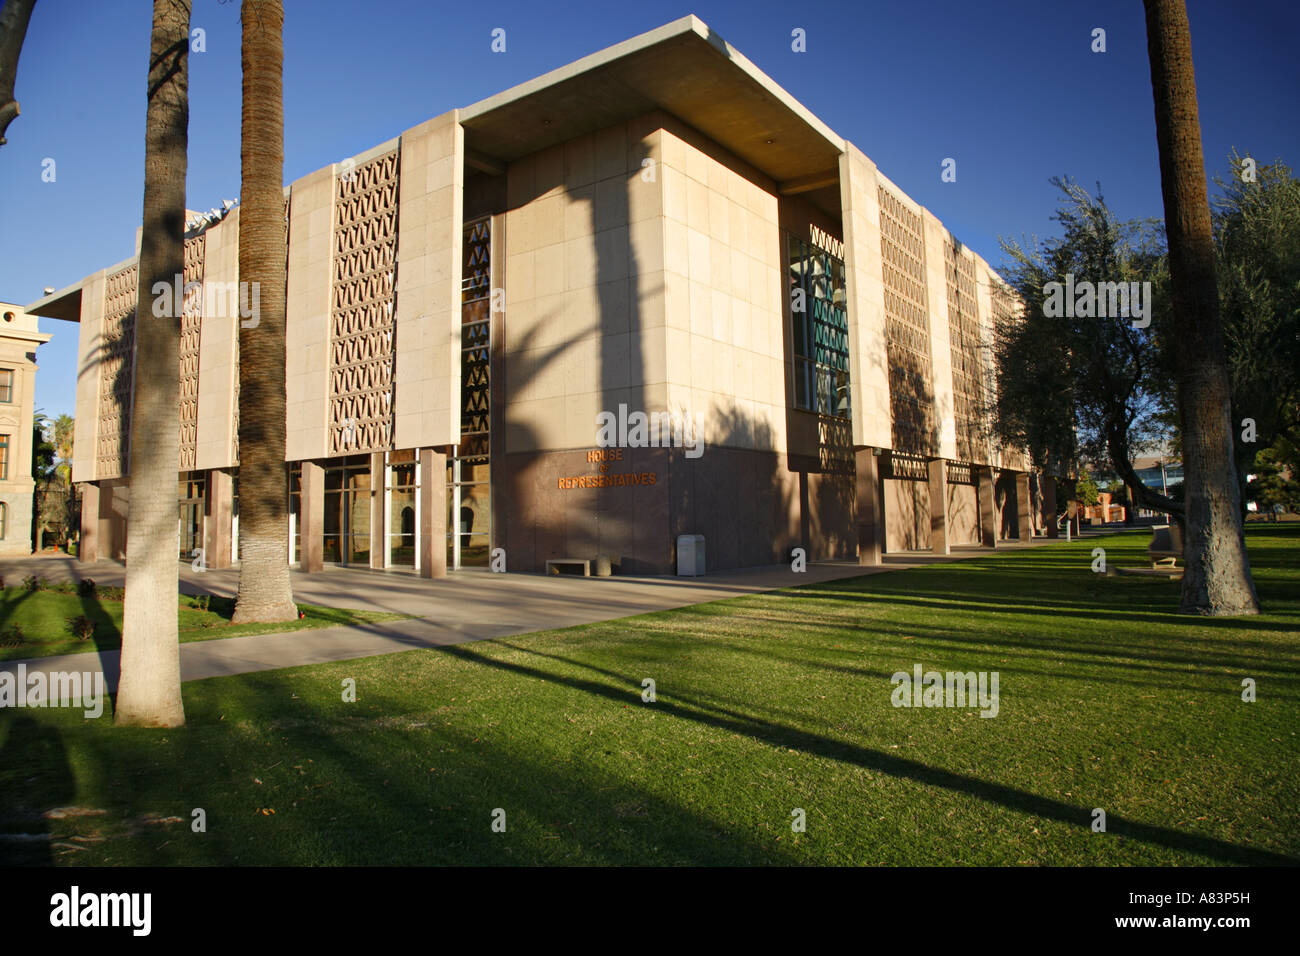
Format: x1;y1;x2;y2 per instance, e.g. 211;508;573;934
546;558;591;577
1148;523;1183;568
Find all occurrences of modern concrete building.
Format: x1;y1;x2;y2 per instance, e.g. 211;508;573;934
0;302;52;556
26;16;1050;577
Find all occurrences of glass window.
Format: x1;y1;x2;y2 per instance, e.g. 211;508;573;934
287;463;301;563
0;501;6;539
323;456;371;566
787;234;851;419
178;472;205;559
0;369;13;403
0;434;8;480
388;458;416;568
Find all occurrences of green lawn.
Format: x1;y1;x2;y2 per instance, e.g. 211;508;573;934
0;587;410;663
2;526;1298;866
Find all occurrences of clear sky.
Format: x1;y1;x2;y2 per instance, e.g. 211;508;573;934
2;0;1297;421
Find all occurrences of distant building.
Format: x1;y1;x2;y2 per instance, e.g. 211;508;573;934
1131;455;1182;494
0;302;52;555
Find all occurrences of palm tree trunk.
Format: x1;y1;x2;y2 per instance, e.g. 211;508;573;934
232;0;296;622
0;0;38;147
1143;0;1259;615
115;0;190;727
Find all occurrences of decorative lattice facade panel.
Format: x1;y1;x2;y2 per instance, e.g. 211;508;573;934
329;150;399;455
96;264;138;479
945;240;984;463
817;417;854;474
987;280;1029;471
459;218;491;464
882;450;929;481
879;187;936;456
947;461;975;485
179;235;205;471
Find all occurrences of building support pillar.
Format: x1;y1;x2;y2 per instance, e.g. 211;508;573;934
204;469;233;569
78;481;99;563
927;458;949;556
300;461;324;573
420;447;447;579
976;466;997;548
370;452;386;570
1016;471;1033;541
1042;474;1059;539
854;448;884;565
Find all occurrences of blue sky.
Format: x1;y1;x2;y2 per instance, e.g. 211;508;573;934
2;0;1297;420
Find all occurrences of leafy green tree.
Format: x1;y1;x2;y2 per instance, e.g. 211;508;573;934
1076;471;1101;507
30;411;54;480
1213;152;1300;497
52;412;73;484
993;177;1175;513
1247;440;1300;516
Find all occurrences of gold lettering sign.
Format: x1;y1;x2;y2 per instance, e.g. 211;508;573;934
560;449;657;489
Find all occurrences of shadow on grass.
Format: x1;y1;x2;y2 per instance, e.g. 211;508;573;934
6;660;803;866
440;642;1298;866
0;716;74;866
786;577;1300;636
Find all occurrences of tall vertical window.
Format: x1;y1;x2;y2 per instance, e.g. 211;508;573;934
287;463;301;564
0;434;9;480
787;234;850;419
178;473;205;559
450;217;493;568
323;455;371;565
387;449;416;568
0;502;6;539
0;369;12;403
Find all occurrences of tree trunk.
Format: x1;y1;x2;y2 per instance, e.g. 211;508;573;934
1143;0;1259;615
232;0;296;623
0;0;37;147
115;0;190;727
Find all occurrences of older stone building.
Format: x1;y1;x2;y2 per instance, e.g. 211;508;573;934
26;16;1050;577
0;302;52;556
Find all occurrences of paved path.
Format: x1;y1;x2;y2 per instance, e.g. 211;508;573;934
1;539;1064;690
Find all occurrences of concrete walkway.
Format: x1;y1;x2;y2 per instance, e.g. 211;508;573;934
1;538;1060;690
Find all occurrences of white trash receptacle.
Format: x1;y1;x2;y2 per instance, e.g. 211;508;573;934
676;534;705;576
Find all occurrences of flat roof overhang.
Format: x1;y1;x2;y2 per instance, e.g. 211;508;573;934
25;281;83;322
460;15;845;195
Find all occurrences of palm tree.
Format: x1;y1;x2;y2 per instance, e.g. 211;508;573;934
0;0;38;148
1142;0;1259;615
232;0;296;623
115;0;191;727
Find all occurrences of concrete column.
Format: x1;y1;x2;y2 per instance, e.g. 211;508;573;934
370;452;386;569
1042;475;1059;539
854;448;885;565
204;469;233;569
976;466;997;548
420;447;447;579
299;460;324;573
927;459;949;555
1016;471;1033;540
78;482;99;563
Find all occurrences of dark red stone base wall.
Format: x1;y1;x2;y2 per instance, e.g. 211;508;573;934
498;445;856;574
